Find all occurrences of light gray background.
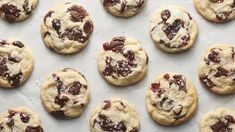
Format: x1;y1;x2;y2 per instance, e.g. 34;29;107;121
0;0;234;132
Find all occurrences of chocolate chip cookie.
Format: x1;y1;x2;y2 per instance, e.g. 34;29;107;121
0;0;38;22
97;36;148;86
41;2;94;54
40;68;89;119
200;108;235;132
0;107;43;132
101;0;147;17
0;39;34;88
198;44;235;95
145;73;198;126
149;6;198;53
90;98;140;132
194;0;235;23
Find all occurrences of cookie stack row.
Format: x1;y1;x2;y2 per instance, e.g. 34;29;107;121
0;0;234;132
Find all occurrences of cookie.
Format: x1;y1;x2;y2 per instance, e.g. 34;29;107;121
90;98;140;132
100;0;146;17
0;0;38;22
0;107;43;132
40;68;89;119
200;108;235;132
145;73;198;126
41;2;94;54
97;36;148;86
149;6;198;53
0;39;34;88
198;44;235;95
194;0;235;23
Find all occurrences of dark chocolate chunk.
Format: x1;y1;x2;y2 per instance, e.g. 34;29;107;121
214;67;232;77
103;0;120;7
211;0;224;3
210;115;235;132
0;4;20;22
54;95;69;108
161;10;171;21
51;111;66;119
61;28;88;43
12;41;24;48
103;37;125;53
83;20;93;35
68;5;87;22
160;97;174;111
25;126;44;132
103;100;111;110
23;0;32;15
7;72;23;87
200;75;215;88
169;75;186;92
68;81;81;95
163;19;184;40
20;112;30;123
150;83;165;97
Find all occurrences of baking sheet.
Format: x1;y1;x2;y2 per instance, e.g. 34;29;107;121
0;0;235;131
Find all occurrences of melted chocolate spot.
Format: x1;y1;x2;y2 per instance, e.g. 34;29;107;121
160;97;174;111
51;111;66;119
170;75;186;92
163;19;184;40
214;67;232;77
161;10;171;21
23;0;32;15
61;28;88;43
200;75;215;88
163;73;170;80
25;126;44;132
44;11;54;24
54;95;69;108
8;72;23;87
68;5;87;22
20;112;30;123
0;4;20;22
211;0;224;3
68;81;81;95
210;115;235;132
12;41;24;48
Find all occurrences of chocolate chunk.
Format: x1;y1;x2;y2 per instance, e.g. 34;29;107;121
163;19;184;40
83;21;93;35
150;83;165;97
8;72;23;87
68;5;87;22
181;34;190;46
200;75;215;88
68;81;81;95
61;28;88;43
44;11;54;24
12;41;24;48
25;126;44;132
0;39;7;45
103;0;120;7
0;4;20;22
8;55;20;63
160;97;174;111
20;112;30;123
206;49;221;64
214;67;232;77
51;111;66;119
7;118;14;128
170;75;186;92
23;0;32;15
103;100;111;110
123;50;135;61
103;37;125;53
0;57;9;77
52;19;61;34
173;105;186;120
211;0;224;3
161;10;171;21
210;115;235;132
54;95;69;108
94;114;127;132
52;74;64;95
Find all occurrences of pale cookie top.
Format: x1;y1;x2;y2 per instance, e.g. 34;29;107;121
0;0;38;22
0;107;43;132
90;98;140;132
0;39;34;88
40;68;89;118
98;36;148;86
41;2;93;54
150;6;198;52
194;0;235;22
199;44;235;95
200;108;235;132
101;0;146;17
146;73;198;125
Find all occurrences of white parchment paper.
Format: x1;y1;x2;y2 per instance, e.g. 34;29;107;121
0;0;234;132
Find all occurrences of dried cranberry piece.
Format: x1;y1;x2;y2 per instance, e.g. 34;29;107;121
150;83;165;97
161;10;171;21
68;5;87;22
0;4;20;22
25;126;44;132
20;112;30;123
163;19;184;40
103;100;111;110
12;41;24;48
163;73;170;80
68;81;81;95
54;96;69;108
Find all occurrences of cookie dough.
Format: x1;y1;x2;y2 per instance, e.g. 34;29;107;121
0;107;43;132
41;2;94;54
200;108;235;132
97;36;148;86
145;73;198;126
149;5;198;53
198;44;235;95
101;0;146;17
194;0;235;23
0;0;38;22
0;39;34;88
90;98;140;132
40;68;89;119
